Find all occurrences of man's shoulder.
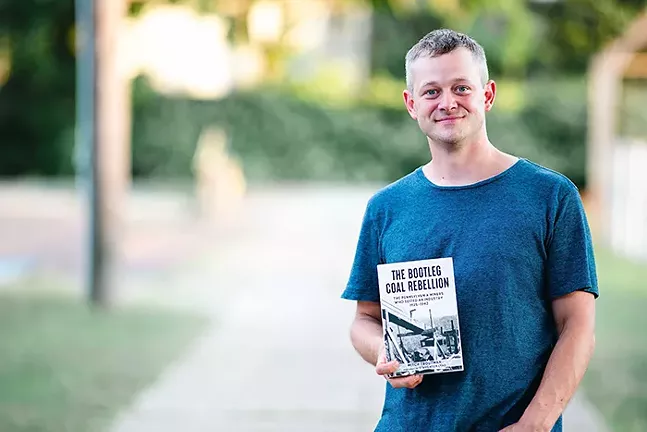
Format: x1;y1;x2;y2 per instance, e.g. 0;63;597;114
366;168;422;211
517;158;580;196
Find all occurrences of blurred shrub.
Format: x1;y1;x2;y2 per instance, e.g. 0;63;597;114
131;76;426;183
0;74;589;188
515;76;589;186
130;75;589;187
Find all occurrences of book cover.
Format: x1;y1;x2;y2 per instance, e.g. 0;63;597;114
377;257;463;377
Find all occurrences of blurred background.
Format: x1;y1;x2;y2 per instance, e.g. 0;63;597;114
0;0;646;431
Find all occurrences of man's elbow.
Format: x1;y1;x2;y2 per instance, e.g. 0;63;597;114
347;314;363;348
349;314;369;346
349;316;359;345
565;320;596;358
557;314;596;358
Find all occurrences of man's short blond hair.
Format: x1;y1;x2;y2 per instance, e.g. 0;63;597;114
405;29;489;92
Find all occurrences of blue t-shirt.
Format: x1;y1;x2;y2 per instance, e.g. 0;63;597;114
342;158;599;432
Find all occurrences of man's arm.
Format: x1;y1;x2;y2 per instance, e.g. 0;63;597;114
350;301;384;365
350;301;423;389
503;290;596;431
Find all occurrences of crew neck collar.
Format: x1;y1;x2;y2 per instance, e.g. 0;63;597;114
416;158;526;191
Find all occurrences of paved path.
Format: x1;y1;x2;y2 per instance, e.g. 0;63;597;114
110;186;384;431
107;185;609;432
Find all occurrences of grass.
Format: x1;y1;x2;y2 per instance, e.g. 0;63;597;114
0;292;207;432
581;246;647;432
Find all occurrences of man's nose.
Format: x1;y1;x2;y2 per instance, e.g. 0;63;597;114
438;92;458;111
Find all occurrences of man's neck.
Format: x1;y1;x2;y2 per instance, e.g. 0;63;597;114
423;136;517;187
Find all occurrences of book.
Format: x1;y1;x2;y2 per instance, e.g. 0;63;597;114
377;257;463;377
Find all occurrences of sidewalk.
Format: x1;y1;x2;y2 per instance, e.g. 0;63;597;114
107;185;609;432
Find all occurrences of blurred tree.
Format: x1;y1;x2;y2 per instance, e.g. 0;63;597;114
368;0;539;80
0;0;76;176
528;0;646;75
369;0;646;79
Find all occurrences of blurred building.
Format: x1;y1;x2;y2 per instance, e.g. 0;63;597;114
281;1;373;97
121;1;372;100
588;10;647;262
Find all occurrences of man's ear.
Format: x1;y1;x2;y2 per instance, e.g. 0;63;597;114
484;80;496;112
403;89;417;120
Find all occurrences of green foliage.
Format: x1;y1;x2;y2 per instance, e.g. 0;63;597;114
0;69;592;187
0;0;76;176
130;76;589;187
370;11;445;80
131;77;427;183
370;1;646;79
527;0;646;74
513;76;590;185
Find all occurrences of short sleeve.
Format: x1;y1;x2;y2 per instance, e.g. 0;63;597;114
546;183;599;299
341;202;382;302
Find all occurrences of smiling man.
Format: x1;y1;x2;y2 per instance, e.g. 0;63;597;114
342;29;598;431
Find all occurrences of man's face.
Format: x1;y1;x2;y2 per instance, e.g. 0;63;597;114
403;48;495;146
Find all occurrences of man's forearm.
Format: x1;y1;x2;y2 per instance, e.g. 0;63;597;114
350;315;384;366
520;322;595;430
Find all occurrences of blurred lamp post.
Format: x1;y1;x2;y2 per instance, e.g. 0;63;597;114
75;0;130;308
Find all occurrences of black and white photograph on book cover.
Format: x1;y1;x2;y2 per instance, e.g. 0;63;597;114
382;302;463;377
382;305;436;375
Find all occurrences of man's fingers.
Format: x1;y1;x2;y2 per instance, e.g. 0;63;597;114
375;356;424;388
375;360;399;376
388;374;423;389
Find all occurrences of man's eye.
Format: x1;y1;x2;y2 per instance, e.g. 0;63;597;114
425;89;438;96
456;86;469;93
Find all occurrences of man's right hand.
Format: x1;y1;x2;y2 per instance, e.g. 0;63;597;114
375;346;423;389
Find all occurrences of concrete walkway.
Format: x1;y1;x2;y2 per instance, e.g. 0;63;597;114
109;186;609;432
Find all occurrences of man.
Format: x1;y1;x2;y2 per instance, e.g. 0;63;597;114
341;29;598;432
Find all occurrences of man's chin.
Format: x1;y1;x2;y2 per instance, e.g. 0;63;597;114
429;133;463;145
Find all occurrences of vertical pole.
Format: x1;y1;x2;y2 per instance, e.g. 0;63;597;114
75;0;99;305
93;0;131;307
76;0;130;308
